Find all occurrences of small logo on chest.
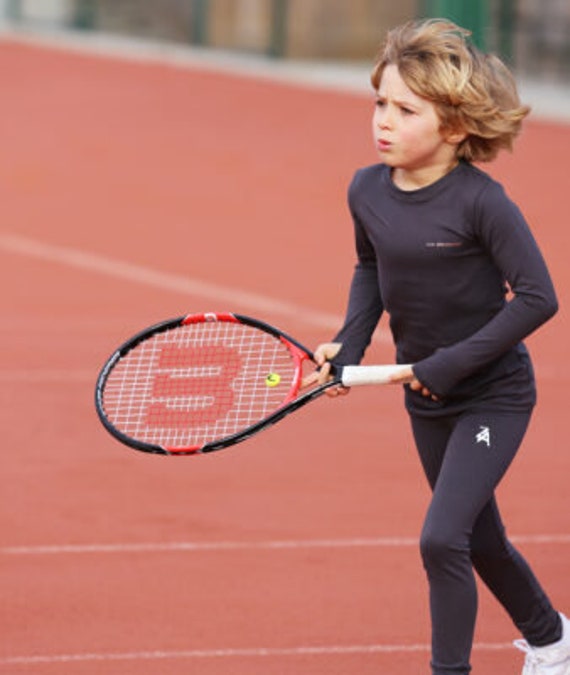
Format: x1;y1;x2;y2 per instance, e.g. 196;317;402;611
425;241;463;248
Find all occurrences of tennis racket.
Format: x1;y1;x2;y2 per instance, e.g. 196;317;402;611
95;312;410;455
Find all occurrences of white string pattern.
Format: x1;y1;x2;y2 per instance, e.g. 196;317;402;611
101;321;298;449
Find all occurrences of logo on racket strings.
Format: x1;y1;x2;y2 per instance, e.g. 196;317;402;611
146;345;242;427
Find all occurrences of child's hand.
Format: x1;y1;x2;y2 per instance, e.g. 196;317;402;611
389;366;438;400
301;342;350;397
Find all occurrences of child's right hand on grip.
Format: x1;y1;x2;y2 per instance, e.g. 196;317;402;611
301;342;350;397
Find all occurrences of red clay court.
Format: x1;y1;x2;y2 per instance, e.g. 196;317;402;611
0;35;568;674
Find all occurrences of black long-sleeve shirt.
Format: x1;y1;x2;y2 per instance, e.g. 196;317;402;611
333;161;558;417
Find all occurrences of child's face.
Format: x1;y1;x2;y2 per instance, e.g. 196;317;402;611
373;64;458;182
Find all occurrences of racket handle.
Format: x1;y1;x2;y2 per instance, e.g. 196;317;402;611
340;364;412;387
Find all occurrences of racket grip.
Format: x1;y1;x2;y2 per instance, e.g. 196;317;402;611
340;364;412;387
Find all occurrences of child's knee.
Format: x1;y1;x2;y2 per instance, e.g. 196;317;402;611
420;524;467;573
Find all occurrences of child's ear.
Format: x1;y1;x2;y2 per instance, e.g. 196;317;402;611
443;127;468;145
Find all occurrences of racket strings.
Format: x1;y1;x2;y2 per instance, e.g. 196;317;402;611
102;321;298;448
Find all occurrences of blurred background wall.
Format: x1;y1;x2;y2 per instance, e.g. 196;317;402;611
1;0;569;81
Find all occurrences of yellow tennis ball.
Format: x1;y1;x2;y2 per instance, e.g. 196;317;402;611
265;373;281;387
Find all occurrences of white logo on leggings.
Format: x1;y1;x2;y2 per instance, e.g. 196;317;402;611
476;425;491;447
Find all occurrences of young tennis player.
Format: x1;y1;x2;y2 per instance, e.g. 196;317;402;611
304;19;569;675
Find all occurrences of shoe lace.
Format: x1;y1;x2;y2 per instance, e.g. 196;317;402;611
514;639;542;674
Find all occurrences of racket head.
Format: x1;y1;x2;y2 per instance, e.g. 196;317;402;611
95;313;317;455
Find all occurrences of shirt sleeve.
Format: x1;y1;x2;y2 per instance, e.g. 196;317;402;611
332;175;384;366
412;181;558;397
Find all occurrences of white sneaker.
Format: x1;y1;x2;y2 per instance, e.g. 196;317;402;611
514;613;570;674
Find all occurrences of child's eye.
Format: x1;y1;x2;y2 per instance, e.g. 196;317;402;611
375;98;386;108
400;106;415;115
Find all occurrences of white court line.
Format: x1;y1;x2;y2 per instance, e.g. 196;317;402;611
0;232;346;332
0;370;94;382
0;26;373;96
0;641;516;667
0;232;564;378
2;535;565;667
2;534;569;556
3;26;570;123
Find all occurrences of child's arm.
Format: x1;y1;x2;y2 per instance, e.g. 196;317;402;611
413;183;558;398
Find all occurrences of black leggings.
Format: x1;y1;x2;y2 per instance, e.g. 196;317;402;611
410;410;561;675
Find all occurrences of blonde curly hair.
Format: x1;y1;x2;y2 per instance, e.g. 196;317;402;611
371;19;530;162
